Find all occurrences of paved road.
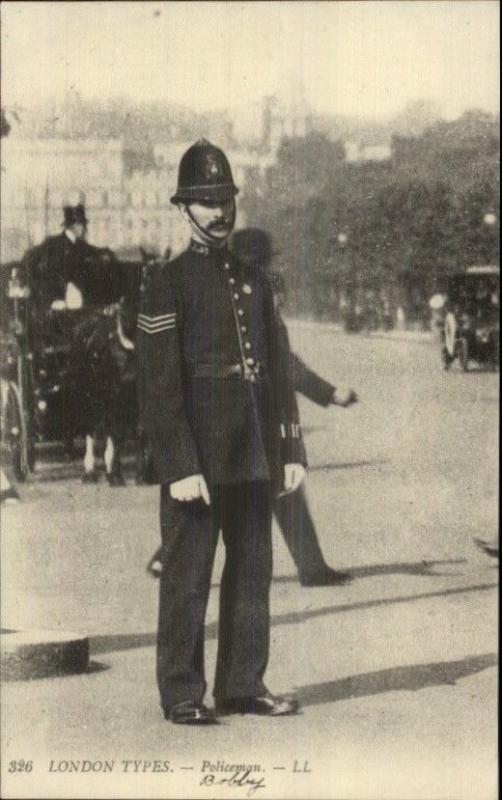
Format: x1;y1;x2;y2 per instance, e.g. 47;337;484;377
1;325;498;800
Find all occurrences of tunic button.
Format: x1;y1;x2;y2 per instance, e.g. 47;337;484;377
237;309;244;317
224;263;230;270
240;325;247;333
246;358;255;366
233;293;239;300
229;277;235;285
244;342;252;350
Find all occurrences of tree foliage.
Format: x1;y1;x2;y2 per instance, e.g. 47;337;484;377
241;112;500;319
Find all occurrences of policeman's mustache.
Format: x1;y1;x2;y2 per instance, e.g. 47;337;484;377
208;218;231;231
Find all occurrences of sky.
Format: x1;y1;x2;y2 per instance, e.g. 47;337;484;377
1;1;499;121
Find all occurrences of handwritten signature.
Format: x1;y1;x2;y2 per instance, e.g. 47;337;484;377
200;770;266;797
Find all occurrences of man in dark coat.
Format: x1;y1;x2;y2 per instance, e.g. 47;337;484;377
21;203;119;313
270;269;358;585
230;230;358;584
137;140;306;725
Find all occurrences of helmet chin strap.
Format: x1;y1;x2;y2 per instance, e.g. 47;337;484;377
186;200;236;246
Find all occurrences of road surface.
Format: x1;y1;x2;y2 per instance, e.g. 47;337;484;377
1;325;498;800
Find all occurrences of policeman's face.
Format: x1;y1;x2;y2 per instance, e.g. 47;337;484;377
181;199;235;241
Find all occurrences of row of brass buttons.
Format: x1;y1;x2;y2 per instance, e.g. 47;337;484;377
225;262;255;367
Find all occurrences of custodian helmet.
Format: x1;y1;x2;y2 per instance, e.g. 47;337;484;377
170;139;239;205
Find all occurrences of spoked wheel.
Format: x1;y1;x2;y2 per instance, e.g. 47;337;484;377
1;380;30;482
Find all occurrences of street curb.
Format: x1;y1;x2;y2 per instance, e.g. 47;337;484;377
1;628;89;680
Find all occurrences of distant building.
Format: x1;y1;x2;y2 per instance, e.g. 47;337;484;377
0;97;314;262
1;138;123;259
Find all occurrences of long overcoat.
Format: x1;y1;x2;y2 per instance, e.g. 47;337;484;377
22;233;119;310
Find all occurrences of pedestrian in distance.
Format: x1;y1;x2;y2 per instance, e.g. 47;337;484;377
137;140;306;725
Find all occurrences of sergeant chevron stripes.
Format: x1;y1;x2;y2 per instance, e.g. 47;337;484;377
137;312;176;334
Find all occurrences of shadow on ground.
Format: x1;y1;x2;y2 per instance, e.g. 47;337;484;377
273;559;468;585
309;459;390;473
2;660;110;684
295;653;498;706
90;582;497;657
17;457;391;484
348;558;467;578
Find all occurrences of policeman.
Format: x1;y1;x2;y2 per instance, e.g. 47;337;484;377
137;139;306;724
22;204;118;313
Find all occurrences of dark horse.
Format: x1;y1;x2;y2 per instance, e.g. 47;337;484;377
69;252;147;485
70;302;138;485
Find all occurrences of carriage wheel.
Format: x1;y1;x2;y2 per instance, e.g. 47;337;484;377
2;381;30;482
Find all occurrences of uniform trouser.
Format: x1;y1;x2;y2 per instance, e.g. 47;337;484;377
274;486;328;578
151;485;327;580
157;481;273;712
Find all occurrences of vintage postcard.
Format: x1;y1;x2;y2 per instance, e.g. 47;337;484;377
1;2;499;798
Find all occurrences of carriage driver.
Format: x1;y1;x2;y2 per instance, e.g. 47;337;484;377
21;203;117;314
137;139;306;724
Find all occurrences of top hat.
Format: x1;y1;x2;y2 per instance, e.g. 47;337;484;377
62;203;88;228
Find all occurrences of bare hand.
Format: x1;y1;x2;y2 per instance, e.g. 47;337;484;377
50;299;67;311
283;463;306;494
170;474;210;505
333;387;358;407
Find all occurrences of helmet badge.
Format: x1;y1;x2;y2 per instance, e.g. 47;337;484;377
207;155;221;178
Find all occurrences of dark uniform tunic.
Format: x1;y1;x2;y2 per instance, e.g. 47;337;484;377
137;239;306;710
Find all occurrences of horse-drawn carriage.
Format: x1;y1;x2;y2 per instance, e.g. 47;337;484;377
1;250;145;482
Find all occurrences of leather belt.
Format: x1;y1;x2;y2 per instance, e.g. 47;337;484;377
189;362;266;381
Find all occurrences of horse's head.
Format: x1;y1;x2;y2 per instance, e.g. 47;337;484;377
102;303;136;380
